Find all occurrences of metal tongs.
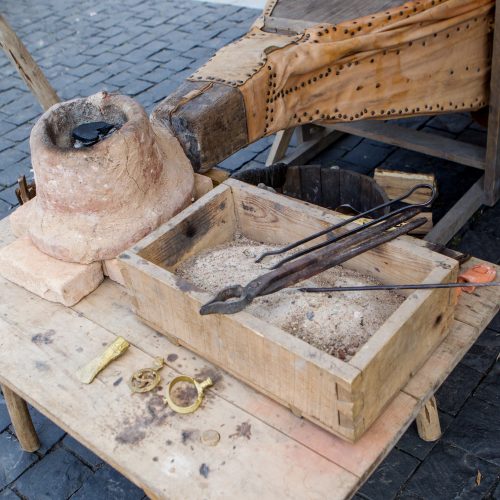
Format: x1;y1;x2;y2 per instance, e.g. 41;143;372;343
200;184;436;315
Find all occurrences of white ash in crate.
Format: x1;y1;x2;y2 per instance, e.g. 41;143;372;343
176;235;404;361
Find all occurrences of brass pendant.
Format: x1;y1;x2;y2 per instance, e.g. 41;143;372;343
164;376;213;414
129;357;165;393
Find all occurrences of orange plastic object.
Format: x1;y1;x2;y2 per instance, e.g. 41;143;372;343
457;264;497;295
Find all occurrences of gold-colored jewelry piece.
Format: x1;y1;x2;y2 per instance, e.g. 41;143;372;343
76;336;130;384
129;357;165;393
164;376;213;414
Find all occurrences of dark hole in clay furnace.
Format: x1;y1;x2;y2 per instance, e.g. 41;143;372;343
72;121;119;148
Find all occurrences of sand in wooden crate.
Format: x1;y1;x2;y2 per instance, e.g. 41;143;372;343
176;235;403;361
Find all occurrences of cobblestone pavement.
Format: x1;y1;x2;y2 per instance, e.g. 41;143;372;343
0;0;499;498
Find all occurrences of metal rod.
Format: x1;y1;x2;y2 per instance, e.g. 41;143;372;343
298;282;500;293
255;183;436;264
200;216;427;315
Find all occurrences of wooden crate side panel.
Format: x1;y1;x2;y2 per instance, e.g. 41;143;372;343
121;256;362;441
349;265;458;437
135;184;237;269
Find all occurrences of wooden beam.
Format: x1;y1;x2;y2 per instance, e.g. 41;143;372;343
333;121;486;170
152;81;248;173
425;177;484;245
2;384;40;452
265;128;295;166
484;0;500;205
0;14;59;111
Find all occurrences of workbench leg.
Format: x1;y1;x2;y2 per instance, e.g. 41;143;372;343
416;396;442;442
2;385;40;452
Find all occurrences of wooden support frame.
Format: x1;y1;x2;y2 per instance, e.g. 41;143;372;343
266;7;500;245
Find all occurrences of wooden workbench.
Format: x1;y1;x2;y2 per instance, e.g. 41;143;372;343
0;216;498;499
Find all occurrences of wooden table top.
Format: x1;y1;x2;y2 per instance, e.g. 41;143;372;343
0;217;498;499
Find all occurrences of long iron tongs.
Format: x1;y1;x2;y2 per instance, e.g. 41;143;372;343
200;209;427;315
256;183;436;268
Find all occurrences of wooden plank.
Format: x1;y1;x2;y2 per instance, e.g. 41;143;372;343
270;0;401;24
73;278;420;480
1;384;40;452
265;128;295;166
484;0;500;205
425;177;485;245
0;275;358;500
334;121;486;170
0;15;59;111
373;169;437;204
152;81;248;172
134;183;236;269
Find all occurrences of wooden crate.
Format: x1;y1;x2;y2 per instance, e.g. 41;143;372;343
119;179;458;442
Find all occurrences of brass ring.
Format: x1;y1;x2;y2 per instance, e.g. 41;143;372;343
164;376;213;414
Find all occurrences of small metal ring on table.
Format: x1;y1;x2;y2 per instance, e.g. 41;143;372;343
164;376;213;414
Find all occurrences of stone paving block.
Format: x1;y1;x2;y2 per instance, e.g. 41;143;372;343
121;79;154;97
127;61;160;76
454;230;500;264
0;432;38;489
71;464;144;500
0;122;17;136
0;200;12;220
62;435;104;470
457;128;486;147
0;487;20;499
358;448;420;499
421;125;456;139
444;396;500;466
396;413;453;461
13;447;91;499
149;48;178;64
342;141;393;170
474;361;500;408
2;124;31;144
485;313;500;333
400;441;498;499
334;158;375;175
461;343;498;374
435;363;483;416
0;395;11;433
0;138;16;154
218;147;258;171
427;113;472;135
163;55;195;71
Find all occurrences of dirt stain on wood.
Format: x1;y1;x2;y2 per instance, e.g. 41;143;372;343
34;360;49;371
31;329;56;345
113;377;123;386
167;353;179;362
230;421;252;440
115;393;169;445
199;463;210;478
